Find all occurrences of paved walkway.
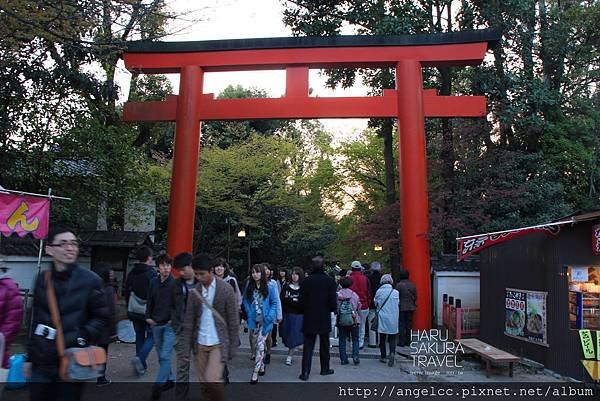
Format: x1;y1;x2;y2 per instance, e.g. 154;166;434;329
99;328;564;384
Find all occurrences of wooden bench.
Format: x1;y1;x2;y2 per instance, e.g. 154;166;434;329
458;338;520;378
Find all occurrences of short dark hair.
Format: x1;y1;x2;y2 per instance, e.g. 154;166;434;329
192;253;216;272
92;262;112;284
173;252;193;269
136;246;153;262
340;277;353;289
47;225;76;244
311;255;324;271
399;269;410;280
155;253;172;266
339;268;348;277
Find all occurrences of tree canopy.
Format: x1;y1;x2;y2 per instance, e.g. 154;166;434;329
1;0;597;277
282;0;599;273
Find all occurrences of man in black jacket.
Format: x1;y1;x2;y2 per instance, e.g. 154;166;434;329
298;255;337;381
28;226;109;401
171;252;197;401
125;245;156;375
146;253;176;399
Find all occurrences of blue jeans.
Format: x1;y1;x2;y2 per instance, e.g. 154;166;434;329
338;325;359;363
153;323;175;385
133;318;154;369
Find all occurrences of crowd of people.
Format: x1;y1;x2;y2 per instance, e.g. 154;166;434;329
0;225;417;401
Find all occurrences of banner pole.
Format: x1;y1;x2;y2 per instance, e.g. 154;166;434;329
0;188;70;201
28;188;51;338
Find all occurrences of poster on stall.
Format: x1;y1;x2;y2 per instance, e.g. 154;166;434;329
505;288;548;346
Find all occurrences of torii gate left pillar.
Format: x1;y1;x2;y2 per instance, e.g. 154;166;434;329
122;30;500;329
168;66;203;251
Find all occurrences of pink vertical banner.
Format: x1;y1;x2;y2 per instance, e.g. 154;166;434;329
0;193;50;239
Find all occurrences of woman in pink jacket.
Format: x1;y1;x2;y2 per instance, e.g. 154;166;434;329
0;260;24;368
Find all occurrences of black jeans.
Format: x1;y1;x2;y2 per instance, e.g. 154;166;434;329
30;369;83;401
379;333;397;358
398;311;414;346
301;333;330;376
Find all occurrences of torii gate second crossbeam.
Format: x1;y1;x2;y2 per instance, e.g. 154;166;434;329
122;29;500;329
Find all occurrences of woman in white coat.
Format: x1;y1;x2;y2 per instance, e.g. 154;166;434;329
374;274;399;367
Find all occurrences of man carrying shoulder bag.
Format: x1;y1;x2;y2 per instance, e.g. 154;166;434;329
28;226;109;401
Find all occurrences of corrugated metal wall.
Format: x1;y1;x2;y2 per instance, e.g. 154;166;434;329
480;220;600;380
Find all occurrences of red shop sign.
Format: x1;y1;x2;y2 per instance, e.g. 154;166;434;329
593;224;600;256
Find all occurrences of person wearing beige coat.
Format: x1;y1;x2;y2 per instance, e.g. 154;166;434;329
179;254;240;401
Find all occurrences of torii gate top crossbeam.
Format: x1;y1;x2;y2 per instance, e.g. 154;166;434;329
122;29;500;122
123;29;500;73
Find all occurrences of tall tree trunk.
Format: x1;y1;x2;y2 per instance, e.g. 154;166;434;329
381;119;397;206
379;118;400;278
492;45;513;148
538;0;568;122
439;1;455;253
438;67;455;252
520;0;539;151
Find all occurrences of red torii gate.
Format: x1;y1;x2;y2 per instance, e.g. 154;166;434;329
122;29;499;329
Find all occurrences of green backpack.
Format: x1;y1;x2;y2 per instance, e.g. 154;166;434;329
337;298;355;327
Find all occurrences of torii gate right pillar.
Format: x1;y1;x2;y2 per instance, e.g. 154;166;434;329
396;60;431;330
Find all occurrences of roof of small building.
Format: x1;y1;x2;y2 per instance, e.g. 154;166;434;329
0;230;153;257
553;208;600;223
79;230;153;248
431;253;480;272
0;235;45;257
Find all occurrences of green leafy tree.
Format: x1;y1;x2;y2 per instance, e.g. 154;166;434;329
283;0;599;263
194;134;336;276
201;85;291;149
0;0;198;231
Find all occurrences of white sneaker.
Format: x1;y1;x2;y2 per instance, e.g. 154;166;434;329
285;356;292;366
131;356;145;376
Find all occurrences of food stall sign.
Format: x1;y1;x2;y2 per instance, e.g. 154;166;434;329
505;288;548;346
593;224;600;256
579;330;595;359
